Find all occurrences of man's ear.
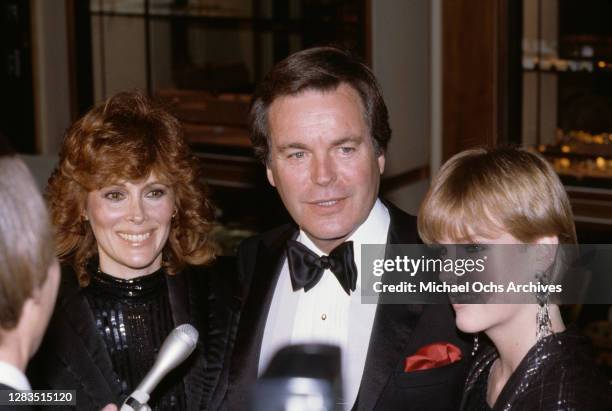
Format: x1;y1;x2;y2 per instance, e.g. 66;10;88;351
266;165;276;187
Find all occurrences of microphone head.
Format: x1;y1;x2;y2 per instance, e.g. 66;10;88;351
175;323;199;346
157;324;199;367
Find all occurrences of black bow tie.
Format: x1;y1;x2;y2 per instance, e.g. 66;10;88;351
286;240;358;295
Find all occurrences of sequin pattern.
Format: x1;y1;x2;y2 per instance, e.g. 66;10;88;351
85;268;186;410
460;329;612;411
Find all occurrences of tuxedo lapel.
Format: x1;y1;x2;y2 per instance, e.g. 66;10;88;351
229;224;296;407
383;200;420;245
356;201;422;410
357;302;423;410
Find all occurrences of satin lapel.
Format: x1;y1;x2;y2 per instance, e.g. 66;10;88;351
356;201;422;410
230;225;296;402
54;273;121;402
166;271;208;411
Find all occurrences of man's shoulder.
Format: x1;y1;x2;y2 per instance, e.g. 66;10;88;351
385;200;416;221
238;222;297;255
381;199;419;243
235;223;296;283
181;257;238;295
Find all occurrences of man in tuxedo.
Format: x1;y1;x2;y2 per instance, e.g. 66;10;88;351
0;153;60;410
228;46;470;410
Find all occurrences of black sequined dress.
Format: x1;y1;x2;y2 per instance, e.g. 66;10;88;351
460;329;612;411
84;268;186;410
28;259;239;410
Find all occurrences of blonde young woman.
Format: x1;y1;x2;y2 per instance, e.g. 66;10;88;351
418;147;611;410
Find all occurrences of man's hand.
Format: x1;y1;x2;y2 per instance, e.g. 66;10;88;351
100;404;118;411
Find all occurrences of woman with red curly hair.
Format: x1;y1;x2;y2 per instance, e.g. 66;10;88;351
27;92;237;410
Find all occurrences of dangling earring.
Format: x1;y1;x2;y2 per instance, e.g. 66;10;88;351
471;334;479;356
535;271;552;342
81;214;89;233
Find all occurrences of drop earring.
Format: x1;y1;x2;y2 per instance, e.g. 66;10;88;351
535;271;552;342
471;334;479;356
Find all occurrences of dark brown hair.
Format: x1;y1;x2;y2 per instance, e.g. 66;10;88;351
48;91;215;285
249;46;391;163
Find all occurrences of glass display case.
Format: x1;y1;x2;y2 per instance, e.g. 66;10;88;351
89;0;367;147
522;0;612;188
520;0;611;377
89;0;366;160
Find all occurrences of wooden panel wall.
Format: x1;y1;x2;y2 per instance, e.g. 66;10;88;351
442;0;513;160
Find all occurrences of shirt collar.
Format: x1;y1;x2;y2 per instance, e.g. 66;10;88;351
0;361;31;391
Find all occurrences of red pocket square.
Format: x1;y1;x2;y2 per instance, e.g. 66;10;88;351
404;342;462;372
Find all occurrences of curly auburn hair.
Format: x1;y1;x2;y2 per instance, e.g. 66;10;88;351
47;91;215;285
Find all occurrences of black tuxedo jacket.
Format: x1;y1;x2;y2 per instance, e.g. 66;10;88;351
227;201;470;410
0;382;35;411
27;258;239;411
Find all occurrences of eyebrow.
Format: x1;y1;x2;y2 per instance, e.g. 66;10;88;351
332;136;362;146
101;183;126;190
101;180;170;190
277;142;309;152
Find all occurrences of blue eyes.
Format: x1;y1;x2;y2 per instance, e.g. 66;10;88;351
288;152;305;159
287;147;355;159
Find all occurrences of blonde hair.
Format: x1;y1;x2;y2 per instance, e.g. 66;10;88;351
418;147;576;244
0;156;55;330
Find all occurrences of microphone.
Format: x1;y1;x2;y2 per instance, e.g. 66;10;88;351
120;324;199;411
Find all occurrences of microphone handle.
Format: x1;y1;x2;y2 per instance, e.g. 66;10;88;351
119;361;168;411
120;390;151;411
135;360;166;397
120;323;198;411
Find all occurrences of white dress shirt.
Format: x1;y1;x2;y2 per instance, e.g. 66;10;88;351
0;361;31;390
259;199;390;409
